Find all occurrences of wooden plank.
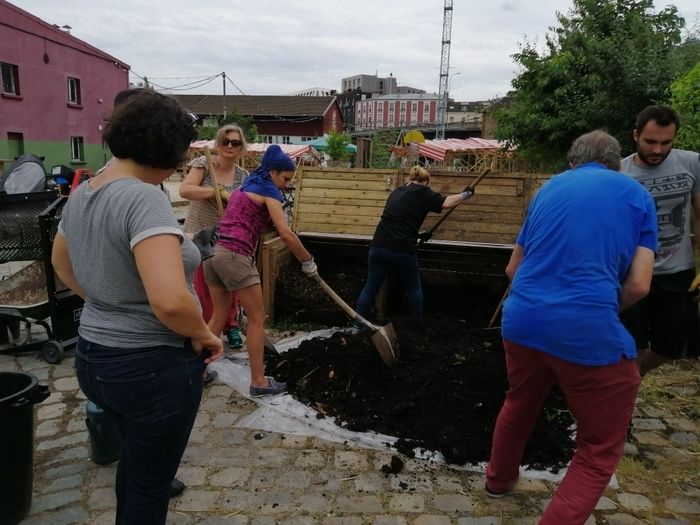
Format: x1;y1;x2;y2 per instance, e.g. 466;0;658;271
300;171;399;182
300;188;393;201
302;167;397;176
297;223;378;235
297;213;381;227
296;196;389;208
295;203;387;217
300;178;396;192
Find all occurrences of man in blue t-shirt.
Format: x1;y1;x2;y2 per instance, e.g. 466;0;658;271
485;131;657;525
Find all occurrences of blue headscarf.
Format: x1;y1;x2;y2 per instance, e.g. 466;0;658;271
240;144;295;201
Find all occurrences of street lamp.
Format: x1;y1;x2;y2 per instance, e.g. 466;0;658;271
447;72;461;97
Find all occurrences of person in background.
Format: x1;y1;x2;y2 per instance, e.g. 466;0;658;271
356;165;473;320
485;131;657;525
52;89;223;525
204;145;317;397
180;125;248;351
621;105;700;375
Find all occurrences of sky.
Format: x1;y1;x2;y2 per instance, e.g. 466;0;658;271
11;0;700;102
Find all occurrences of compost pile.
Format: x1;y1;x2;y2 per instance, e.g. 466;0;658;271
266;317;576;471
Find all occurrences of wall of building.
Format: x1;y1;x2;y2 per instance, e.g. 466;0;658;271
0;3;129;171
355;95;439;131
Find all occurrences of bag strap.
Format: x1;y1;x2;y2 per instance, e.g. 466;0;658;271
204;145;224;218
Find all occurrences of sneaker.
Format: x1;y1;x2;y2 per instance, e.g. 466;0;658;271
249;377;287;397
227;327;243;349
485;483;506;498
170;478;186;498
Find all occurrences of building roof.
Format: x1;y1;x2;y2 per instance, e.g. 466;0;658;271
1;0;129;69
171;94;337;118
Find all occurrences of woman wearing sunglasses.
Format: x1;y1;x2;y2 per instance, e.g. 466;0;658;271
180;125;248;356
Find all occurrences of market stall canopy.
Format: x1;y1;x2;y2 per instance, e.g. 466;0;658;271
306;137;357;153
390;138;510;163
190;140;318;160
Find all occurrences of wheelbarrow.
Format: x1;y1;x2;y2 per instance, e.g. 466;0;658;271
310;273;399;367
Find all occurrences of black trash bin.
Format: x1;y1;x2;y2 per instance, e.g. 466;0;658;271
0;371;50;525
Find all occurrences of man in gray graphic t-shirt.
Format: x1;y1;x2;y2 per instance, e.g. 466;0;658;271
621;105;700;375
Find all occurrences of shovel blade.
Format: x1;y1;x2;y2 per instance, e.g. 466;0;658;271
371;323;399;367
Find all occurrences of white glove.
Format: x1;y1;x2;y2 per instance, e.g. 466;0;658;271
460;188;474;201
301;257;318;276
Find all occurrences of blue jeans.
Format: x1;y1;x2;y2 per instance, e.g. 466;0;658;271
357;246;423;319
75;337;205;525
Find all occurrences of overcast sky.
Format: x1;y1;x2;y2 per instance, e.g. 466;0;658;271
12;0;700;102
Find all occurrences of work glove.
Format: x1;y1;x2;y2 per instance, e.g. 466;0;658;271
689;273;700;301
301;256;318;277
418;230;433;242
217;185;231;203
460;186;475;201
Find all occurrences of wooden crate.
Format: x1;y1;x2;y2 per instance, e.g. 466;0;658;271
258;235;293;323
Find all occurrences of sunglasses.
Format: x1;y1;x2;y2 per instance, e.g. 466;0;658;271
186;112;199;126
221;138;243;147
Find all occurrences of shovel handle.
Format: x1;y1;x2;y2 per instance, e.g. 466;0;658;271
311;274;376;331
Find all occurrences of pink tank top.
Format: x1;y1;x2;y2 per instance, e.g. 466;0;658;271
217;189;271;256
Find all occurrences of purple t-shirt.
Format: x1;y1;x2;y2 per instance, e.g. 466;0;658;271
217;189;271;256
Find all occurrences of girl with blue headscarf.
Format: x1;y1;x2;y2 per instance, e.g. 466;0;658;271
203;145;318;396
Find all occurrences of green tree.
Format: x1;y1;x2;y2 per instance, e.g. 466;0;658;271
326;130;351;164
671;62;700;151
495;0;687;169
195;109;258;143
369;129;401;168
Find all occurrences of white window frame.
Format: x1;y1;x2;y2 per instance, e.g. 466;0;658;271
70;136;85;162
67;77;81;105
1;62;20;95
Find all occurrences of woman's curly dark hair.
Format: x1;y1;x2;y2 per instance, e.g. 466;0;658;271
103;89;197;170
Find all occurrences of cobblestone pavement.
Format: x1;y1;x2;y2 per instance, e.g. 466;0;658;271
1;346;698;525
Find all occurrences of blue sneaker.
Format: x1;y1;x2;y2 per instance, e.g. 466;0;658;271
249;377;287;397
227;327;243;349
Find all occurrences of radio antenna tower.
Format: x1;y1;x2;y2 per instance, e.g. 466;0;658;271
435;0;453;140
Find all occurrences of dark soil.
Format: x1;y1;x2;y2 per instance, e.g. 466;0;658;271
266;317;576;471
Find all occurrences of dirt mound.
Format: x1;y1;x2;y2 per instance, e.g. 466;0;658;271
266;317;575;471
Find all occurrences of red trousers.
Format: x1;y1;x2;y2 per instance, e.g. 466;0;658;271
486;340;640;525
193;264;238;329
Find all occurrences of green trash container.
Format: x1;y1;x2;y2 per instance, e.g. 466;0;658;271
0;371;50;525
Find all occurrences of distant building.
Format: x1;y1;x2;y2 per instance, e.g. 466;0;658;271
341;74;398;96
355;93;440;132
0;0;129;172
287;87;337;97
171;94;343;145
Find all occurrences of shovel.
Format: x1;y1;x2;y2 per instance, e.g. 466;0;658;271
310;273;399;367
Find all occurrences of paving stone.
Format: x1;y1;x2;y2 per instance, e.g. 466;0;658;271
251;517;277;525
605;513;646;524
389;493;426;513
583;517;596;525
640;406;666;418
250;430;284;447
280;518;317;525
176;465;207;486
209;466;251;487
197;517;248;525
37;402;67;420
260;490;296;513
52;364;75;378
22;505;88;525
89;465;117;487
298;493;333;513
663;447;692;462
595;496;619;510
45;445;88;465
205;384;233;398
632;418;667;431
29;488;83;513
334;450;369;470
43;462;86;479
219;488;264;512
91;510;116;525
617;493;654;511
664;418;697;432
193;411;211;428
431;494;473;513
666;386;697;396
249;468;279;489
664;498;700;514
87;486;116;510
412;516;451;525
669;432;698;446
249;447;289;467
296;449;327;468
277;469;313;489
174;489;221;512
52;376;79;391
635;431;671;446
36;431;88;451
373;517;409;525
199;396;232;412
334;495;383;513
513;478;548;492
42;473;84;493
36;418;62;437
433;474;464;492
212;412;240;428
66;417;86;433
280;434;308;448
456;518;500;525
187;426;208;444
323;518;364;525
655;519;692;525
390;473;434;493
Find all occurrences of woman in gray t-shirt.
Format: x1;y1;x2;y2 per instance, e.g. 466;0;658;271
52;90;223;525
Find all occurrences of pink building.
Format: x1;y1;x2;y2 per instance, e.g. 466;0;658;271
355;94;439;132
0;0;129;172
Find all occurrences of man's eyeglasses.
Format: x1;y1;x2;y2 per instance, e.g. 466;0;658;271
221;139;243;148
